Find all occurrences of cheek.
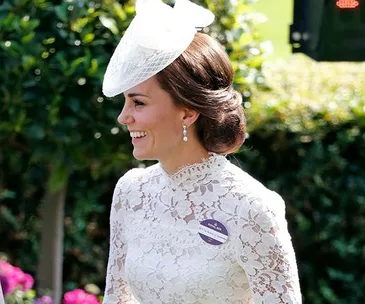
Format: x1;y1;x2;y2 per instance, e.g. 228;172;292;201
152;117;181;142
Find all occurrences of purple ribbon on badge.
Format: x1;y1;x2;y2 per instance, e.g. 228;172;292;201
198;219;228;245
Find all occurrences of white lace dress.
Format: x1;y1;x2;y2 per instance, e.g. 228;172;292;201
103;154;302;304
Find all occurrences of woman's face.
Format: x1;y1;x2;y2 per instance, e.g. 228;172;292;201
119;77;187;161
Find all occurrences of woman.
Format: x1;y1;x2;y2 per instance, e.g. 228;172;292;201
102;0;301;303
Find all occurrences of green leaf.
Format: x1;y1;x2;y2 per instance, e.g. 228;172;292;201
71;17;89;33
87;58;98;75
22;55;36;70
43;37;56;45
0;206;21;229
82;32;95;44
26;124;46;140
113;2;128;21
21;32;35;44
1;12;16;28
20;18;40;31
0;189;16;200
65;57;85;76
1;40;22;56
55;4;68;23
55;51;68;71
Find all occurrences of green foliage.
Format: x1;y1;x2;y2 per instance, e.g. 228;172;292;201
201;0;270;96
237;56;365;303
0;0;136;177
4;289;36;304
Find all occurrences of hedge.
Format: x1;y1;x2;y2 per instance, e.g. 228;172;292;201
237;55;365;304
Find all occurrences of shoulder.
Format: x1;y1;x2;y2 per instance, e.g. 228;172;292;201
114;163;160;192
224;161;286;216
111;164;159;212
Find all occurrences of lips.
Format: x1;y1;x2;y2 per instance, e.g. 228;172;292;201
130;131;147;138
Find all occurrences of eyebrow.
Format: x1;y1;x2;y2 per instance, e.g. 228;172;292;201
127;93;149;98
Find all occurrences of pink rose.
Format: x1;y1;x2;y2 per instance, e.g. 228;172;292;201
63;289;101;304
0;260;18;296
35;295;53;304
22;273;35;291
0;260;34;296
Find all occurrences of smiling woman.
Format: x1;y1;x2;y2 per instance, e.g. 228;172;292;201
101;0;302;303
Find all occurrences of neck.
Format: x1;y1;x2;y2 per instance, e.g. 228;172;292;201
160;141;210;175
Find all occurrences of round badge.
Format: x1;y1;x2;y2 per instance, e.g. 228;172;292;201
198;219;228;245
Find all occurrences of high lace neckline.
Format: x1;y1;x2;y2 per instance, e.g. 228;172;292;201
158;152;228;185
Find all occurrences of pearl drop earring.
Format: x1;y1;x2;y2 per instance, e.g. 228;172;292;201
183;125;188;142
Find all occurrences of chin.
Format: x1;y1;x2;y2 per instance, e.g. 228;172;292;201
132;149;154;161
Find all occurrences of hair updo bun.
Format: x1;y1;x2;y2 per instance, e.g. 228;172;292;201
156;33;246;154
197;89;245;154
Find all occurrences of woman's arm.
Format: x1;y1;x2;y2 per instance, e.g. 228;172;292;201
103;177;138;304
236;191;302;304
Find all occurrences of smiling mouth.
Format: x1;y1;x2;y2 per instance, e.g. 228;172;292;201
130;131;148;139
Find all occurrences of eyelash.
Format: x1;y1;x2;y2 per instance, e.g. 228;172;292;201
133;99;145;106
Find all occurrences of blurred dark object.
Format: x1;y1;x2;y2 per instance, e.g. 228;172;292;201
290;0;365;61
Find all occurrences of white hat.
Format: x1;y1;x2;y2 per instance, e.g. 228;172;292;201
102;0;215;97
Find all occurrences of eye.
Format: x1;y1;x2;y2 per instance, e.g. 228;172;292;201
133;99;145;107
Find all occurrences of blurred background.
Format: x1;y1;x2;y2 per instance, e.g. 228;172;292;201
1;0;364;303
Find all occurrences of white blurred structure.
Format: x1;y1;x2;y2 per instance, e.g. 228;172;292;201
0;284;4;304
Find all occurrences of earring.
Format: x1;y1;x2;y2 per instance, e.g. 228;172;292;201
183;125;188;142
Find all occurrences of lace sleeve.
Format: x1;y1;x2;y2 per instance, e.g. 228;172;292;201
236;191;302;304
103;177;138;304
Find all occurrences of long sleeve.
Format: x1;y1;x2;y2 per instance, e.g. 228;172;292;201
235;191;302;304
103;177;138;304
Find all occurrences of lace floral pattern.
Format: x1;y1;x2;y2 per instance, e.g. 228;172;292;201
103;154;302;304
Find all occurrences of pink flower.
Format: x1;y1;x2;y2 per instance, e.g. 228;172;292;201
35;295;54;304
22;273;34;291
63;289;101;304
0;260;19;296
0;260;34;296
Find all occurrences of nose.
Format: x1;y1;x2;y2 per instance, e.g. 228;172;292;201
118;104;134;125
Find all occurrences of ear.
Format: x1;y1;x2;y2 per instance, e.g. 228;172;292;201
182;107;200;127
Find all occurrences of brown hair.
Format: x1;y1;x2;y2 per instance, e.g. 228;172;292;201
156;32;246;155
